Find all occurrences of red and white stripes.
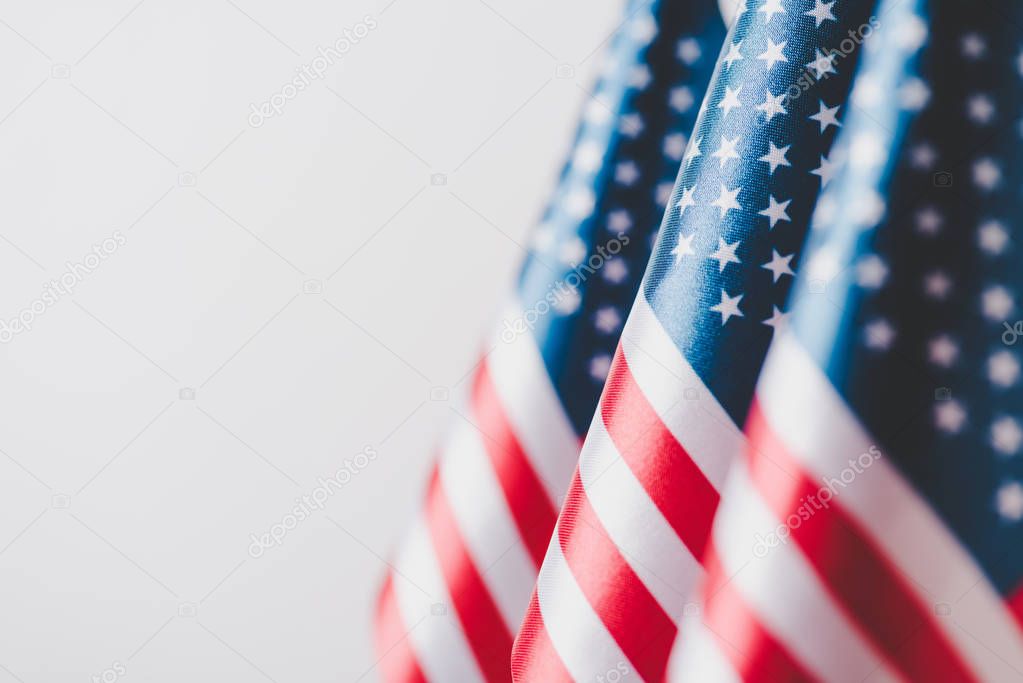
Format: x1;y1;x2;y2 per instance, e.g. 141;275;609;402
667;332;1023;683
512;294;747;681
375;303;579;683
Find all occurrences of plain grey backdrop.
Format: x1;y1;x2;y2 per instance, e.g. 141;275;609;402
0;0;626;680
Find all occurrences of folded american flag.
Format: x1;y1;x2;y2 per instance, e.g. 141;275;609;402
512;0;877;679
377;0;1023;680
374;1;721;680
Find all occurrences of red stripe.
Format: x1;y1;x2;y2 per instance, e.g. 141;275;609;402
424;466;513;682
557;471;677;682
375;574;428;683
601;349;720;561
472;361;559;568
701;546;820;683
745;400;978;683
1008;582;1023;631
510;591;574;683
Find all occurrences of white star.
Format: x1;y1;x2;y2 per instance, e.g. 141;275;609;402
978;220;1009;255
619;113;644;137
855;254;887;288
762;306;788;330
710;289;744;325
973;157;1001;191
758;195;791;228
664;133;687;160
589;354;612;382
558;236;587;264
684;135;702;166
531;223;555;252
615;161;640;185
608;210;631;233
756;90;788;121
988;350;1020;388
717;85;743;118
676;185;697;215
864;318;895;350
928;335;959;368
850;132;886;169
811;154;838;186
806;48;838;79
967;94;996;125
553;286;581;314
758;0;786;23
804;0;836;26
708;237;741;272
672;232;697;263
711;183;743;217
899;78;930;110
762;249;794;282
923;270;953;300
583;98;612;125
629;65;652;89
723;40;743;68
996;481;1023;522
982;286;1014;321
909;143;937;170
603;258;628;284
572;142;603;173
916;206;943;235
759;141;791;174
677;38;702;65
627;13;657;44
712;135;742;168
961;33;987;60
563;187;596;219
670;86;695;112
594;306;622;334
809;100;842;132
935;400;967;434
757;39;788;70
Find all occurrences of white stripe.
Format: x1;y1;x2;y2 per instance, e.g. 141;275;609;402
438;422;537;633
621;295;744;489
711;459;904;683
534;527;631;680
578;414;702;618
392;520;485;683
489;300;579;503
667;615;743;683
759;332;1023;679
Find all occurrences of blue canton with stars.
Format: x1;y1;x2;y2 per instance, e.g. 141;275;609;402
790;0;1023;597
516;0;724;434
642;0;876;425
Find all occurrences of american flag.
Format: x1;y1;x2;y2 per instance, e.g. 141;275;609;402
374;1;721;680
668;0;1023;680
512;0;879;680
378;0;1023;680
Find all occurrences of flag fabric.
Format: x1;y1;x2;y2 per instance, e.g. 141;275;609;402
374;2;722;680
510;1;880;680
667;0;1023;680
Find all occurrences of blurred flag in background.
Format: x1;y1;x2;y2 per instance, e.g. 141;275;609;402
374;1;722;680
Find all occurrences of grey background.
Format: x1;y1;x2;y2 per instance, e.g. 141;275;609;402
0;0;625;680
